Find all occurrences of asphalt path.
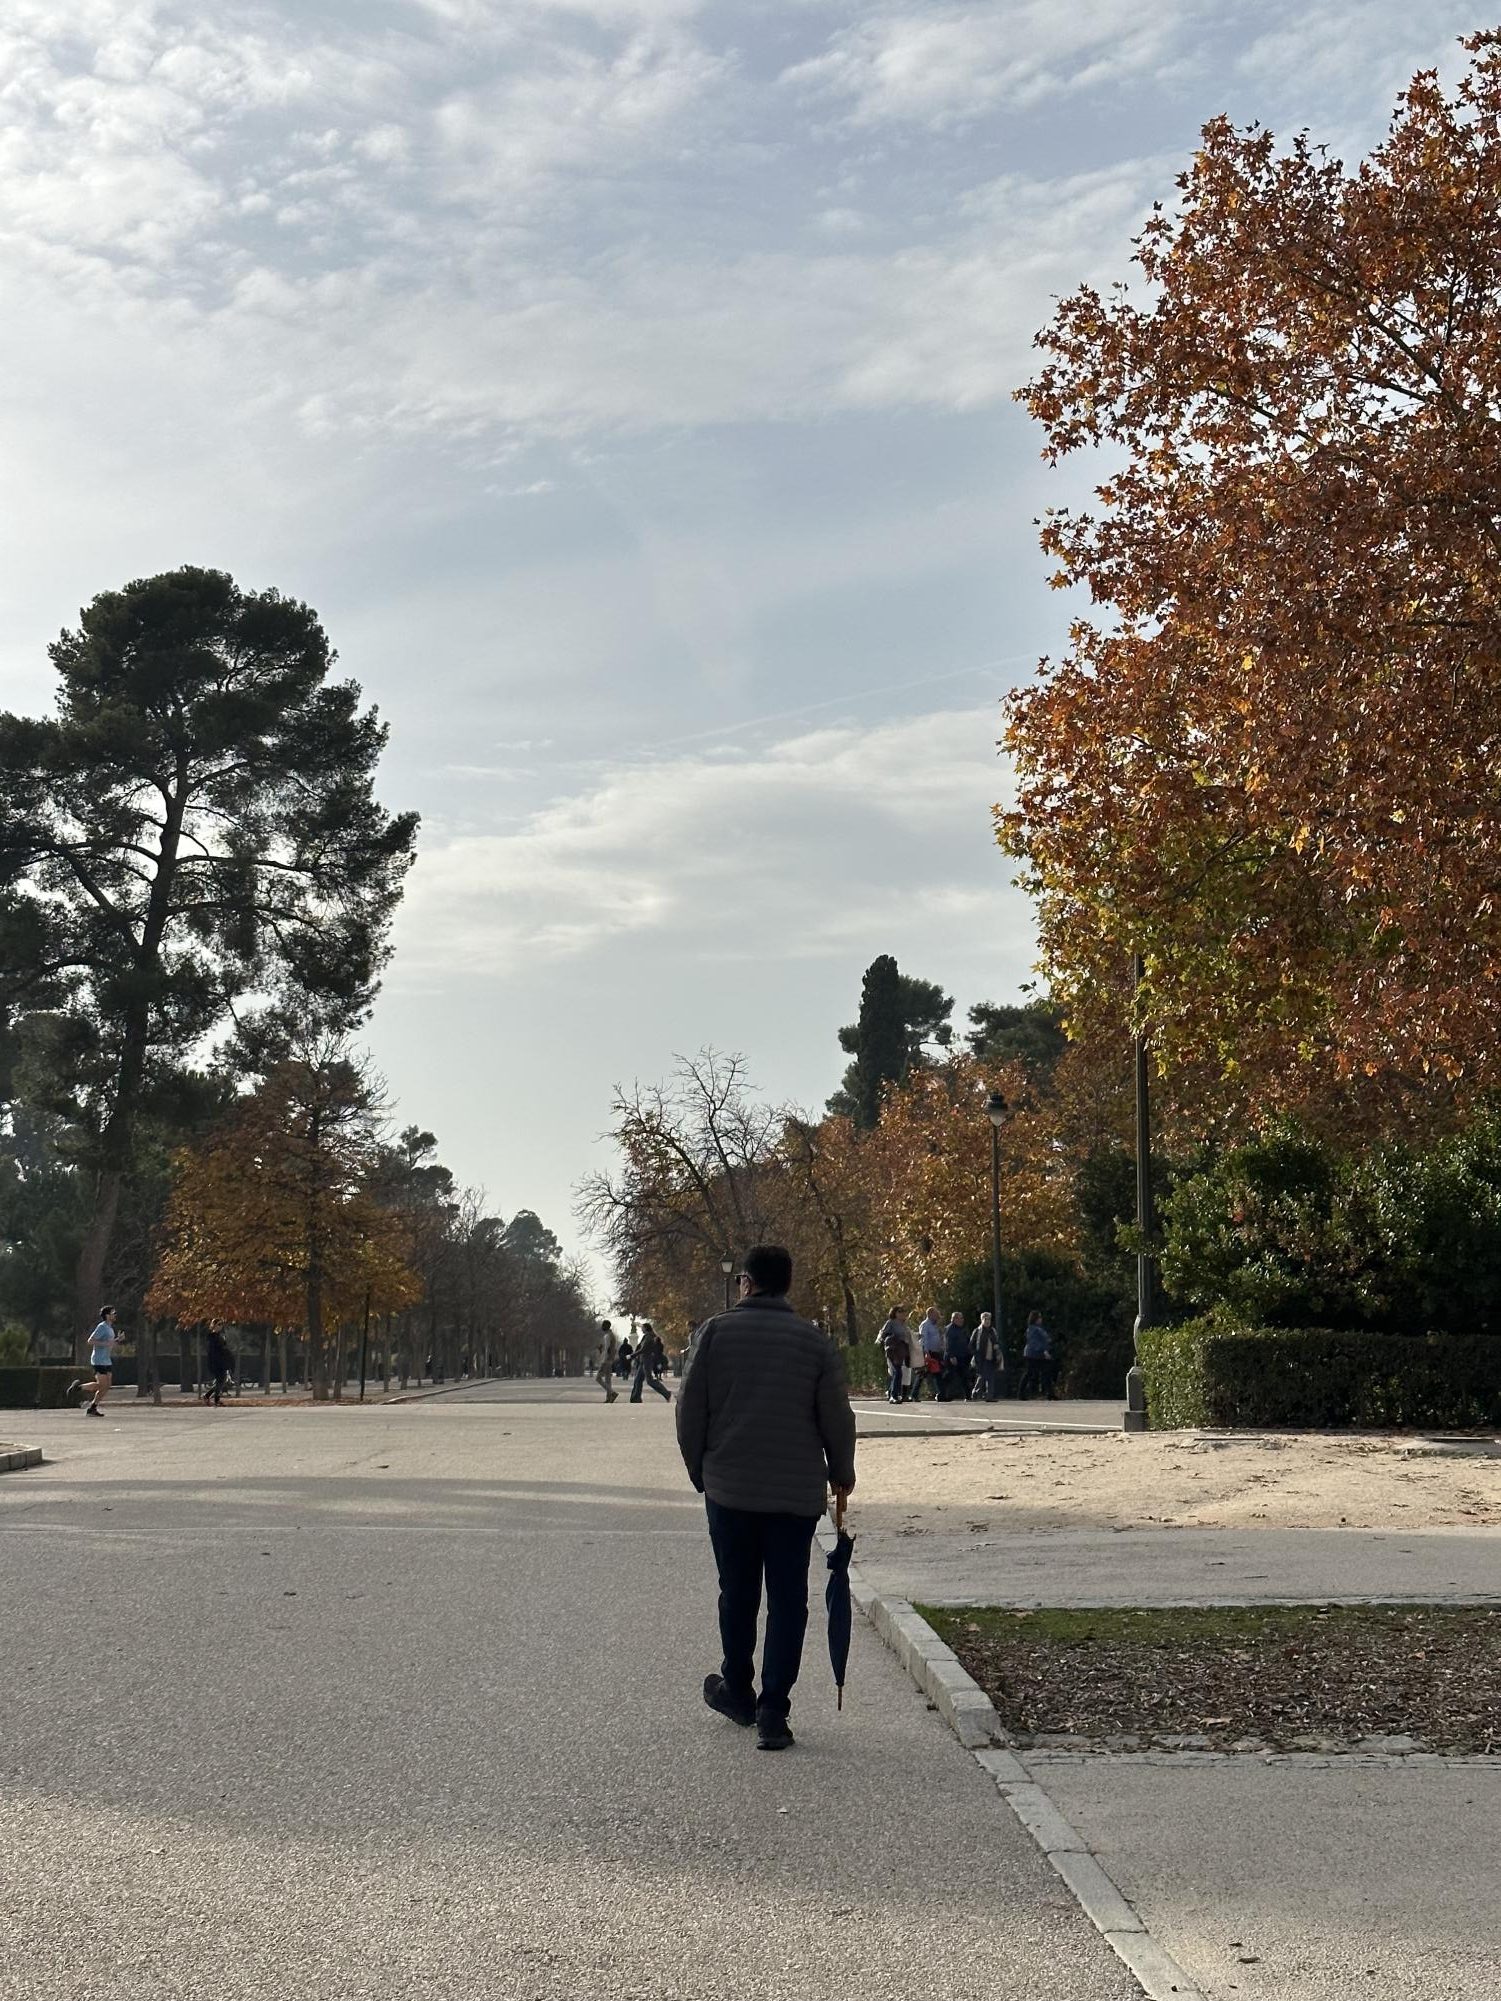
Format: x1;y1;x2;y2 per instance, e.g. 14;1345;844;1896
856;1522;1501;1607
1;1382;1135;2001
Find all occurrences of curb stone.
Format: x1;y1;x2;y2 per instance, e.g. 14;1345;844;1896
0;1445;43;1474
818;1517;1206;2001
382;1381;494;1405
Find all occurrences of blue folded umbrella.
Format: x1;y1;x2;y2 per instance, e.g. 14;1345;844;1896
825;1499;854;1710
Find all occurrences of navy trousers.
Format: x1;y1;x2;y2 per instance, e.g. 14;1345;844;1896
705;1500;820;1720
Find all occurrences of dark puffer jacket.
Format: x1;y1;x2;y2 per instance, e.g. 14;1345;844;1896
676;1295;857;1518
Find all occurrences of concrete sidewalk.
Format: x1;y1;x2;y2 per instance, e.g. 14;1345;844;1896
852;1486;1501;1998
851;1394;1124;1437
857;1522;1501;1607
1038;1753;1501;2000
1;1389;1136;2001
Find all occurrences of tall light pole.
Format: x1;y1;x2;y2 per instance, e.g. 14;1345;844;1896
1125;951;1158;1432
720;1255;735;1312
986;1091;1007;1361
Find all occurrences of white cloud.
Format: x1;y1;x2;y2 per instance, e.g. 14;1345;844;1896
391;704;1025;979
783;1;1201;126
1235;1;1479;124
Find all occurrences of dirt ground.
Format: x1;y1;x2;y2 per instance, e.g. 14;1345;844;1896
927;1603;1501;1753
851;1429;1501;1533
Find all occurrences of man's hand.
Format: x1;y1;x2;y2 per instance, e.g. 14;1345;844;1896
830;1484;853;1508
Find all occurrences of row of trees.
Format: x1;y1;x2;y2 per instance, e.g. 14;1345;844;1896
578;968;1143;1387
583;949;1501;1384
0;567;594;1388
583;39;1501;1364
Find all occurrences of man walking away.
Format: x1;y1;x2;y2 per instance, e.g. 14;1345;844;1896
942;1312;971;1402
677;1244;856;1752
970;1311;1001;1401
629;1322;672;1404
71;1307;119;1417
203;1325;235;1406
595;1321;620;1403
1019;1311;1053;1399
878;1307;911;1404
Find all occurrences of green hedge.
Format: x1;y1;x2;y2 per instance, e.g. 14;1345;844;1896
1058;1331;1135;1400
842;1345;889;1395
0;1366;82;1409
1139;1321;1501;1429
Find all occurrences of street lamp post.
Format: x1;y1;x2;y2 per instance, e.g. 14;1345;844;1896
985;1092;1007;1366
1125;951;1158;1433
720;1256;735;1312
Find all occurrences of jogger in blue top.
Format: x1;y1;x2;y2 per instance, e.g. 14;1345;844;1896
71;1306;119;1417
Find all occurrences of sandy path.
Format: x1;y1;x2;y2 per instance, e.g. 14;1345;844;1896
851;1430;1501;1534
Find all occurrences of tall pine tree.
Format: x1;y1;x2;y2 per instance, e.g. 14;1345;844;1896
0;567;418;1354
831;955;953;1128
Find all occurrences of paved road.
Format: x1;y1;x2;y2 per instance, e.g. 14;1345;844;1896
857;1523;1501;1607
438;1380;1125;1436
1;1386;1135;2001
1039;1754;1501;2001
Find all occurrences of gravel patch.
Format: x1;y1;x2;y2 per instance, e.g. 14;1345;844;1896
927;1603;1501;1754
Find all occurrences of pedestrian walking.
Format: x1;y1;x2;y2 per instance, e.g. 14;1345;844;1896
629;1322;672;1404
203;1325;235;1406
70;1307;119;1417
1018;1311;1053;1399
618;1335;634;1381
970;1311;1002;1401
914;1306;944;1400
941;1312;971;1401
594;1320;620;1403
878;1307;911;1403
677;1244;856;1752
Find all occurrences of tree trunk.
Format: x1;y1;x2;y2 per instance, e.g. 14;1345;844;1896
72;1170;124;1363
71;767;190;1362
842;1284;859;1346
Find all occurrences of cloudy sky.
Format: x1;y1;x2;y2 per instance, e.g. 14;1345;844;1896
0;0;1481;1284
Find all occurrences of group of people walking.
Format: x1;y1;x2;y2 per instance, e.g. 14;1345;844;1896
877;1305;1056;1403
594;1319;672;1405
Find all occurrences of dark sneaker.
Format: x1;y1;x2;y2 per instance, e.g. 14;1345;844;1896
703;1674;755;1727
755;1713;794;1751
84;1402;101;1417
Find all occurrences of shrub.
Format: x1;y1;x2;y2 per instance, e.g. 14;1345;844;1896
1058;1329;1137;1399
1161;1111;1501;1337
1140;1320;1501;1430
842;1343;889;1395
0;1326;30;1367
0;1366;81;1409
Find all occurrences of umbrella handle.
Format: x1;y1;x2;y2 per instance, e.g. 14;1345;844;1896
834;1492;847;1534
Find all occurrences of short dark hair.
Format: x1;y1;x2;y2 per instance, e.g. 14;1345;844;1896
600;1318;612;1330
742;1244;793;1295
100;1305;115;1318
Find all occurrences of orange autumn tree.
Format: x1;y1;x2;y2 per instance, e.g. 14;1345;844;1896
149;1043;419;1396
1005;32;1501;1119
854;1058;1078;1310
